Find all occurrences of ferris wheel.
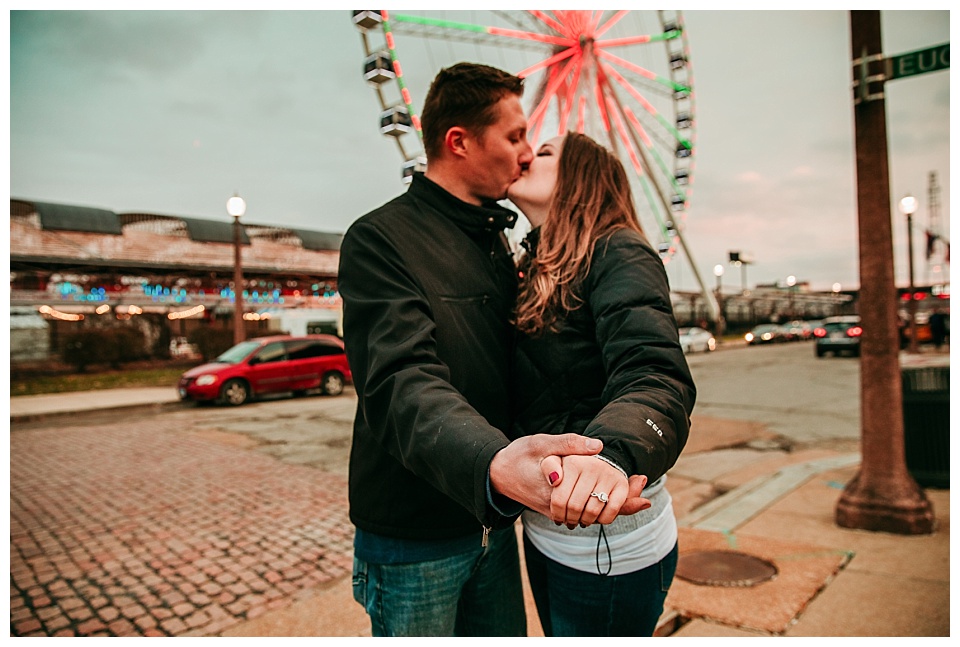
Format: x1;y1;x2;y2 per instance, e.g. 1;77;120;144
353;10;714;311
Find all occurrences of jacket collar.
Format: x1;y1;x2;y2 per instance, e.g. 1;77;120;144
519;226;541;257
409;173;519;234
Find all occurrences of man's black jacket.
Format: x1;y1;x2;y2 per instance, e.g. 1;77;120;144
338;173;520;541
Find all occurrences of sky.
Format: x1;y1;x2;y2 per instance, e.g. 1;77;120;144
7;8;952;295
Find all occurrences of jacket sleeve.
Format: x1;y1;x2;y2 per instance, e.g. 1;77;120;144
581;229;697;483
338;220;514;528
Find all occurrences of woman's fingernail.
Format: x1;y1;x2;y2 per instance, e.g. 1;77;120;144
549;471;559;485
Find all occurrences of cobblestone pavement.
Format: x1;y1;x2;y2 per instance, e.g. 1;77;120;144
9;419;353;637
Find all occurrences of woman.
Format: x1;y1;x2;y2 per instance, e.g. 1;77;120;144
507;132;696;637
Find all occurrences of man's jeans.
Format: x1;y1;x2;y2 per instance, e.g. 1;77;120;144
351;526;526;636
524;533;678;637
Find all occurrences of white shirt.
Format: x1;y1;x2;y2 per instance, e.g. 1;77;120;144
522;476;677;576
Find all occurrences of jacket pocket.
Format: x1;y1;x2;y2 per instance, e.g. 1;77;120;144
438;294;489;306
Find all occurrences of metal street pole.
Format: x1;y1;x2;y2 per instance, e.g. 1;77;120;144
835;10;933;534
900;196;920;353
227;194;247;346
713;264;725;340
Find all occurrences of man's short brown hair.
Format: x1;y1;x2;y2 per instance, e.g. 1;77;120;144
420;62;525;160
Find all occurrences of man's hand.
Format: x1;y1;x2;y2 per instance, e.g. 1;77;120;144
489;434;603;517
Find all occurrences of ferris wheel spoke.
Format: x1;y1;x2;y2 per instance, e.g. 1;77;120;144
558;57;584;135
596;31;679;48
640;177;673;243
555;10;596;38
594;10;629;38
596;49;688;95
610;79;690;203
622;105;688;202
527;54;580;137
517;46;576;80
604;80;684;232
595;18;682;48
389;22;546;53
527;10;569;38
592;80;612;134
492;10;540;33
587;11;605;34
390;13;574;48
600;61;693;154
604;90;673;239
603;91;645;178
613;69;678;101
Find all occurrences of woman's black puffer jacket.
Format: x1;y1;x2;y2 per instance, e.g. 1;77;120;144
511;227;697;483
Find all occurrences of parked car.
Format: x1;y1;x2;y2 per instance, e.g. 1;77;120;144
744;323;785;345
169;336;201;359
178;335;352;406
782;320;817;341
802;320;823;339
813;316;863;357
678;326;716;353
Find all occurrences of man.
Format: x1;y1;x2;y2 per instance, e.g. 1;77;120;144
338;63;641;637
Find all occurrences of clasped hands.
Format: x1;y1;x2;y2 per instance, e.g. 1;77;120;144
489;433;652;528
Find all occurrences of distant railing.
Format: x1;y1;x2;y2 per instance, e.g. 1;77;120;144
9;290;342;313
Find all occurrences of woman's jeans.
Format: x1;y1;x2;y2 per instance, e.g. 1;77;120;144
523;533;679;637
352;527;526;636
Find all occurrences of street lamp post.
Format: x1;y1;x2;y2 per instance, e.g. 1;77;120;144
786;275;797;320
899;195;919;353
227;194;247;346
713;264;725;339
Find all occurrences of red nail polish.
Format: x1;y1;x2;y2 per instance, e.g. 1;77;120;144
549;471;559;484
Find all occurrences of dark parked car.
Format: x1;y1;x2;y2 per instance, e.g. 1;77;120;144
783;320;818;341
178;335;352;406
813;316;863;357
744;323;785;345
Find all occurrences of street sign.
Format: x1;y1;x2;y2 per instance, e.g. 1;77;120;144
886;42;949;80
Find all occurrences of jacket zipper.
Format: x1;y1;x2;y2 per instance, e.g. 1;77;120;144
481;526;491;548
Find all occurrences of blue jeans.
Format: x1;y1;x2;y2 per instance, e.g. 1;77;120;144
523;533;678;637
352;527;526;636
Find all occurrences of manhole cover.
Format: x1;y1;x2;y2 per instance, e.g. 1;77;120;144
675;550;778;587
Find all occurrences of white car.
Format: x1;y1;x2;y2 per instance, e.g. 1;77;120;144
678;326;716;353
169;336;201;359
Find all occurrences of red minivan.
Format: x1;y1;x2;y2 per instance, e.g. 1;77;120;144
178;335;352;406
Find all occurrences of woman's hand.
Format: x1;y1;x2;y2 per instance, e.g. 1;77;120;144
541;454;651;527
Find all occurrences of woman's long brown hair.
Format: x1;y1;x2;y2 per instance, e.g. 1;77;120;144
515;132;647;335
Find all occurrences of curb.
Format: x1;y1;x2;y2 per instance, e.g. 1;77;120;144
679;453;862;532
10;399;188;424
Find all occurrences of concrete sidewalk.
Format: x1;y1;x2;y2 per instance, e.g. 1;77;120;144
10;386;182;420
9;388;951;637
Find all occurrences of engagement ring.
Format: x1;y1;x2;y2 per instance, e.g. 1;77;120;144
590;491;609;503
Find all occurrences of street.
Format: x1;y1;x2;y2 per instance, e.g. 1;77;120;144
685;341;861;449
15;339;863;467
10;341;866;637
